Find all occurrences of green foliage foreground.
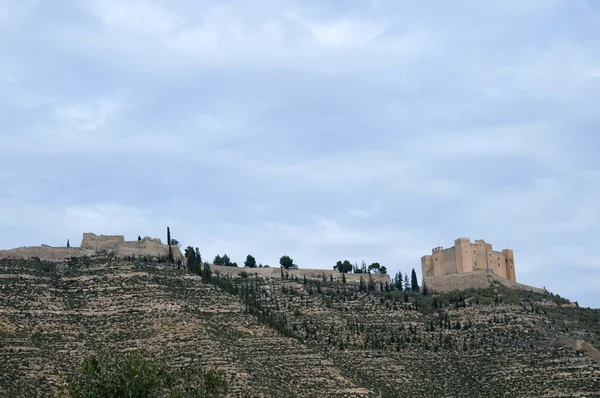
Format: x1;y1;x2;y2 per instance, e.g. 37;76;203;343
63;349;228;398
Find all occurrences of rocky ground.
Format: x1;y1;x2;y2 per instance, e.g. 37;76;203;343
0;258;599;397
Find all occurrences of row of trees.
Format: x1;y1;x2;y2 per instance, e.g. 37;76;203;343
333;260;387;274
392;269;421;292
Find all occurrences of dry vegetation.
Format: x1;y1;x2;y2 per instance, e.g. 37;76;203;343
0;257;599;397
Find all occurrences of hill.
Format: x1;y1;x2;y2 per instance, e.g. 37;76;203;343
0;258;599;397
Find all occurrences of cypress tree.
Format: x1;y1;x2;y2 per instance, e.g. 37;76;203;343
67;239;70;248
167;227;174;263
411;268;420;292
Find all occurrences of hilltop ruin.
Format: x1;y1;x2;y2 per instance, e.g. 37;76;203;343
0;232;183;261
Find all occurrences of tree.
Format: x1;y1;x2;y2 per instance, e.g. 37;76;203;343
359;277;366;292
379;266;387;275
222;254;231;266
138;236;141;241
167;227;174;263
422;282;429;295
195;248;202;265
342;272;346;284
368;262;379;273
403;274;410;291
411;268;420;292
244;254;257;268
334;260;353;273
213;255;224;266
184;246;196;273
280;255;294;269
395;271;403;291
202;263;212;283
67;239;70;248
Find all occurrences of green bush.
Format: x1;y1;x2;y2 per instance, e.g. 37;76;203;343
63;349;228;397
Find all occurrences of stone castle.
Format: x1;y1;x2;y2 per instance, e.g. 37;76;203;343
422;238;543;294
422;238;516;282
0;233;182;261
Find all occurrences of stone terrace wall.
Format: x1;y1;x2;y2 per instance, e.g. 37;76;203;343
557;335;600;363
210;264;391;285
424;271;544;294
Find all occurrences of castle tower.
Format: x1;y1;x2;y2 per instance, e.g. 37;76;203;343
421;255;433;278
454;238;473;274
503;249;516;282
432;246;443;276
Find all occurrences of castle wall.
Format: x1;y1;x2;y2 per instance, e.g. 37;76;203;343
81;233;125;251
423;271;543;294
442;247;457;274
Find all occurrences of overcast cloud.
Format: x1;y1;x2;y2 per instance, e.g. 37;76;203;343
1;0;599;307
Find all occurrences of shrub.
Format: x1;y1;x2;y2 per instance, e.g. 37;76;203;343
63;349;228;398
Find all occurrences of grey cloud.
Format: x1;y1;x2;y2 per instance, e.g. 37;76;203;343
1;0;599;307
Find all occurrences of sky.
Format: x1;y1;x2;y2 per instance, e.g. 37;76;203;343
0;0;599;307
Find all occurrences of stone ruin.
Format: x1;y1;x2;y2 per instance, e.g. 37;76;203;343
0;232;182;261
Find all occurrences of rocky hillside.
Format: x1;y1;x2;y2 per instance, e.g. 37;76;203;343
1;258;599;397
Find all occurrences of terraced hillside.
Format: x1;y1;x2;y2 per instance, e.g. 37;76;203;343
0;258;599;397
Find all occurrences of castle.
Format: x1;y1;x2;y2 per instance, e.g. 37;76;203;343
422;238;516;282
0;232;182;261
420;238;543;293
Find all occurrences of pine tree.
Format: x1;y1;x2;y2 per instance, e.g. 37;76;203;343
222;254;231;266
398;271;403;290
244;254;256;268
411;268;420;292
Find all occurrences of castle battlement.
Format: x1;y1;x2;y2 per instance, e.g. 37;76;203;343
422;238;516;286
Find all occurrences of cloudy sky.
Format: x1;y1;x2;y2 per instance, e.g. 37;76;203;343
1;0;599;307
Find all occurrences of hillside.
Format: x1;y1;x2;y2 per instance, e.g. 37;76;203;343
0;258;599;397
